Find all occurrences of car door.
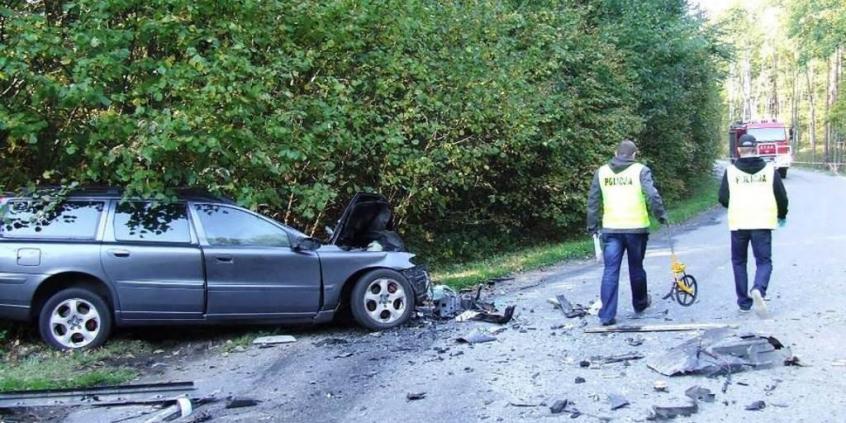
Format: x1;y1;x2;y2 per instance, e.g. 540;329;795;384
101;201;205;321
190;203;321;318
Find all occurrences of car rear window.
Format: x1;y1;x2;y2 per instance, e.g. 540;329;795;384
1;200;105;239
113;202;191;243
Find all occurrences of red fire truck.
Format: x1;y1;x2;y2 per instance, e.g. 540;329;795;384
729;120;793;178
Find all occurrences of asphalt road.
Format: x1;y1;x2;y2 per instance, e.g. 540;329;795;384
68;167;846;423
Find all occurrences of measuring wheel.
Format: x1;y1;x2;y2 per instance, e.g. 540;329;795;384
674;274;698;306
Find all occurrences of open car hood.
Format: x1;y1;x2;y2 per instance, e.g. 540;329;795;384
329;192;396;248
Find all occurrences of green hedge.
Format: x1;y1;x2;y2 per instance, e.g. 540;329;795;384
0;0;724;263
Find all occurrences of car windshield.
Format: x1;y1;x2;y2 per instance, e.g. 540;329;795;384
747;127;786;142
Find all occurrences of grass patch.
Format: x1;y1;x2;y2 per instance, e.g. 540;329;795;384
432;177;720;290
0;337;148;392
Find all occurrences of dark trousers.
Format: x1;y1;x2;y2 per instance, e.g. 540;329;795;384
599;233;650;323
730;229;773;309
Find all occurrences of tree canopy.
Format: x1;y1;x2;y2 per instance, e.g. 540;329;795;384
1;0;725;261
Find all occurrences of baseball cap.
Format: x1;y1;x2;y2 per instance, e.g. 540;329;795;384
738;134;756;148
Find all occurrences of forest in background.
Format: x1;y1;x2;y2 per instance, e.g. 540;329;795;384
1;0;725;263
714;0;845;166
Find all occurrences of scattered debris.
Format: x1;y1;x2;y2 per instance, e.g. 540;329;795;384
432;284;514;322
626;336;645;347
653;381;669;392
508;401;541;407
455;310;480;322
784;356;802;366
406;392;426;401
457;332;497;344
142;397;193;423
471;305;516;324
647;329;792;376
608;393;630;410
587;300;602;316
334;352;354;358
0;381;196;408
580;360;591;368
585;323;737;334
575;377;586;384
745;400;766;411
252;335;296;346
764;381;779;393
225;397;260;409
648;399;699;420
833;359;846;367
550;399;570;414
684;386;715;403
593;352;644;364
552;294;588;318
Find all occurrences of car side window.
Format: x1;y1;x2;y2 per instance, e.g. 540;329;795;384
193;204;290;247
113;202;191;243
1;200;104;239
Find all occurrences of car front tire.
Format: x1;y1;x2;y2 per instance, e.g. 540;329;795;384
38;288;112;350
350;269;414;330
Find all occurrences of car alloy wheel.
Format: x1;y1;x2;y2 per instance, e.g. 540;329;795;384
49;298;102;349
39;287;112;350
363;278;407;325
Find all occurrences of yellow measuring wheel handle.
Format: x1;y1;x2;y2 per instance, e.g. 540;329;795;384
670;255;686;275
676;277;695;295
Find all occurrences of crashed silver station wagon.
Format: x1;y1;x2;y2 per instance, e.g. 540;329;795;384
0;189;430;350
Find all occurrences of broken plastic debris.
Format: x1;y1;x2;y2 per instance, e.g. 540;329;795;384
588;300;602;316
684;386;715;403
593;352;644;364
648;399;698;420
456;332;497;344
653;380;668;392
549;399;570;414
252;335;296;345
553;294;588;318
646;329;791;376
745;400;766;411
608;393;629;410
455;310;480;322
406;392;426;401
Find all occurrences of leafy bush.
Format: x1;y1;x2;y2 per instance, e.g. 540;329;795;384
0;0;724;262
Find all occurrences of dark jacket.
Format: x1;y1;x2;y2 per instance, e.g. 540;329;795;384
718;157;788;220
586;157;668;234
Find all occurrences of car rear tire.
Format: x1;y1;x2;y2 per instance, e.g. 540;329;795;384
350;269;414;330
38;288;112;350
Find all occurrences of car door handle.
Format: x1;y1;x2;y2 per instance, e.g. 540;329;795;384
215;256;233;263
108;248;131;258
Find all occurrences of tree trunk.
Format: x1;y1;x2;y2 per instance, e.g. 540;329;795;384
825;55;833;163
770;53;779;119
805;64;817;163
743;55;753;121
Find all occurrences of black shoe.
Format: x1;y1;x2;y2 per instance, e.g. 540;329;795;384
635;295;652;314
601;318;617;326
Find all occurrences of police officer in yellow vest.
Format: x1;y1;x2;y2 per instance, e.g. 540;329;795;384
587;140;668;325
719;134;788;316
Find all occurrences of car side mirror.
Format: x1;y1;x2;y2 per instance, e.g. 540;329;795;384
293;237;321;251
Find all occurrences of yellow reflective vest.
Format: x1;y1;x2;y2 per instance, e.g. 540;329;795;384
598;163;650;229
727;163;778;230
